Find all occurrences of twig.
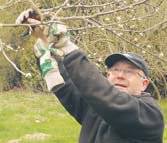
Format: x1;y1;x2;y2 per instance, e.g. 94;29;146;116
87;19;167;34
88;18;167;62
56;0;148;20
0;40;32;78
0;21;65;27
0;0;25;10
42;1;122;12
52;0;69;20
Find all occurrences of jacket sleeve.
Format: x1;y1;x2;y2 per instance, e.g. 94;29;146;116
51;56;89;124
63;50;164;140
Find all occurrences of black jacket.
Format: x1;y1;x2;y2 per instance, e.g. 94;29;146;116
52;50;164;143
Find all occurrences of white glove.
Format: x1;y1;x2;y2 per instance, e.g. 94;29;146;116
16;9;79;57
34;39;65;91
43;23;79;56
16;9;45;39
16;9;34;24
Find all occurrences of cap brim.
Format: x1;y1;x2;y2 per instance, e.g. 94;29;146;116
105;54;141;69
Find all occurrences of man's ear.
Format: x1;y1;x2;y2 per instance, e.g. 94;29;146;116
106;72;111;79
142;79;149;91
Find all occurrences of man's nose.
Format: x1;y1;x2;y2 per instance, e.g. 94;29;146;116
116;70;125;78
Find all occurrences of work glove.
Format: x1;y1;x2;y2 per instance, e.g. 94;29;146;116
43;22;79;56
34;39;65;91
16;9;43;38
16;9;79;56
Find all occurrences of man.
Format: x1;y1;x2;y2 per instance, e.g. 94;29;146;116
105;53;149;95
16;9;164;143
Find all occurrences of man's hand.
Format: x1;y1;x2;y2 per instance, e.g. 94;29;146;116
34;39;65;91
16;9;34;24
16;9;45;39
16;9;78;57
43;23;68;49
43;23;79;56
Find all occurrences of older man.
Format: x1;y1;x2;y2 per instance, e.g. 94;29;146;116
105;52;149;95
16;9;164;143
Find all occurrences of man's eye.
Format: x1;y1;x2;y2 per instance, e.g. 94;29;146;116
114;68;120;72
125;70;134;74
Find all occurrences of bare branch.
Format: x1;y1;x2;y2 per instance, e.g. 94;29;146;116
67;14;157;32
0;0;166;76
42;1;123;12
52;0;70;19
91;19;167;34
0;39;32;78
0;21;65;27
87;18;167;62
56;0;148;20
0;0;24;10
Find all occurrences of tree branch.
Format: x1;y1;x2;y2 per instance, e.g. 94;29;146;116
56;0;148;20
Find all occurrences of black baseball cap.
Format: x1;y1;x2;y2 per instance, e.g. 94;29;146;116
105;52;149;77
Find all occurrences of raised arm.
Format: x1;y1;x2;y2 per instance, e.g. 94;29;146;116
52;57;89;124
16;10;89;124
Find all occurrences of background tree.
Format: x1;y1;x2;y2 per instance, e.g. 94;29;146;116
0;0;166;98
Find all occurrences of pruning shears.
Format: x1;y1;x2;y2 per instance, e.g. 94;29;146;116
21;10;41;37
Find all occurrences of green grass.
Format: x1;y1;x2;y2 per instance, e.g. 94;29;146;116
158;100;167;143
0;91;166;143
0;91;80;143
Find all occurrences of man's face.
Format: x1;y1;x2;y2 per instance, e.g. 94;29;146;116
107;60;149;95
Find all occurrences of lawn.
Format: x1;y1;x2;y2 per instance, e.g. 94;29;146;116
0;91;80;143
158;99;167;143
0;91;166;143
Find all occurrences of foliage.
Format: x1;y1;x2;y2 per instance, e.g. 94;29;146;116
0;0;166;97
0;51;20;91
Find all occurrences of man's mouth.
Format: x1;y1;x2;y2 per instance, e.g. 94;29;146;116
115;84;127;88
